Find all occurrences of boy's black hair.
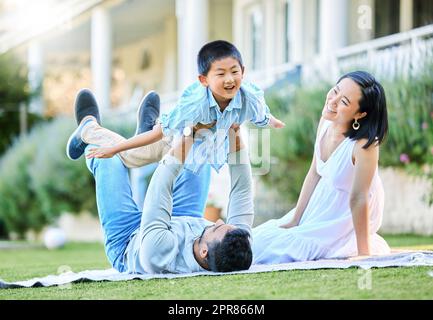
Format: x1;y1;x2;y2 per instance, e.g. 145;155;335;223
206;228;252;272
197;40;243;76
338;71;388;149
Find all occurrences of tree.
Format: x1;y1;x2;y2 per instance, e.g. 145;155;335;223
0;53;43;157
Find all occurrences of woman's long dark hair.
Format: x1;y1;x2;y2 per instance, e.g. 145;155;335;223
338;71;388;149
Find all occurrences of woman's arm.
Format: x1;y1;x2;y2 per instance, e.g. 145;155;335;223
280;155;321;228
350;140;379;256
280;117;325;228
87;124;163;159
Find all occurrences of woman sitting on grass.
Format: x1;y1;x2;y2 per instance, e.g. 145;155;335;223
252;71;391;264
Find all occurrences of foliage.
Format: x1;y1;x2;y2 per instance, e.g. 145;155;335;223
0;116;135;238
0;127;43;237
261;82;330;205
0;53;44;237
0;53;43;156
380;71;433;204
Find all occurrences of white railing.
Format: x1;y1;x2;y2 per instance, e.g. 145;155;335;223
246;24;433;89
305;24;433;84
245;62;299;90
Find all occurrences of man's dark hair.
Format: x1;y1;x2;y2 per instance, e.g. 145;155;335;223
197;40;243;76
206;228;252;272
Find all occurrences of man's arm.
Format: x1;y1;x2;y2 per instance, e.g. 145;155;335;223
136;131;195;273
226;128;254;236
140;132;194;229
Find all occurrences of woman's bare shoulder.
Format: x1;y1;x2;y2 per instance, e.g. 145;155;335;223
353;138;379;160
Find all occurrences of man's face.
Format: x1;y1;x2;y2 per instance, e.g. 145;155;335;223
198;57;244;108
199;219;235;244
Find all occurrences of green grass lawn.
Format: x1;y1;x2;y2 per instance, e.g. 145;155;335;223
0;234;432;300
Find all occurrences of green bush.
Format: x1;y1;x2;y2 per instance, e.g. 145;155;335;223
0;53;44;237
262;66;433;205
28;119;96;222
0;53;43;157
0;116;135;238
381;73;433;168
380;70;433;204
0;124;46;236
261;83;330;205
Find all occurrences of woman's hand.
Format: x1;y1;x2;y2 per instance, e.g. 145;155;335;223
86;146;117;159
279;219;299;229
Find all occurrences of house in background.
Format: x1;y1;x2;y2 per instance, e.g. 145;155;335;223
1;0;432;238
2;0;432;115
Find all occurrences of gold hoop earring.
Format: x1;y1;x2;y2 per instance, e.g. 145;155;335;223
352;119;360;130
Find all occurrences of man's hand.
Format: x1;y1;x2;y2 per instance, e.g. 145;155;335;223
86;146;117;159
230;123;240;132
229;123;244;152
193;121;216;133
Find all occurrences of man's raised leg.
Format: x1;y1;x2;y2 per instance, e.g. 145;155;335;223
85;150;142;272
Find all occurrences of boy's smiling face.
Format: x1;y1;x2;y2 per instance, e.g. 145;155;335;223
198;56;244;109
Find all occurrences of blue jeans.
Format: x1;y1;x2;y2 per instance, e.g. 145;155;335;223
135;163;211;218
173;164;211;217
85;146;211;271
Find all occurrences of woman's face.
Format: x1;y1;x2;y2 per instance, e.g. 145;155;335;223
322;77;366;126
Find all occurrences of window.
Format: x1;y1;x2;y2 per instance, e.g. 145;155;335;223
374;0;400;38
413;0;433;28
249;6;263;70
284;0;291;63
314;0;320;54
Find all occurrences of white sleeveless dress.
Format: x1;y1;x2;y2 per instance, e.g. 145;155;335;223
252;120;390;264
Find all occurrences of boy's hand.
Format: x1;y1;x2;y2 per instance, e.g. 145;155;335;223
269;116;286;129
86;146;117;159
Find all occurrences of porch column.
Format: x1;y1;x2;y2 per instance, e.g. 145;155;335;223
27;40;44;115
91;7;112;110
400;0;413;32
319;0;348;55
290;0;304;63
176;0;208;90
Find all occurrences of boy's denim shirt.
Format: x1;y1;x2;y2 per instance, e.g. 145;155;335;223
160;81;271;173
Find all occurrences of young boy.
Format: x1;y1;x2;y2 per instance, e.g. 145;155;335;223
85;40;285;173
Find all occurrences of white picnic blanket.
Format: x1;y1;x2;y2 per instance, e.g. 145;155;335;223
1;251;432;289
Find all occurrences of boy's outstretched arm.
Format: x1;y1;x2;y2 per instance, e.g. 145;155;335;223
268;114;285;128
86;124;163;159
